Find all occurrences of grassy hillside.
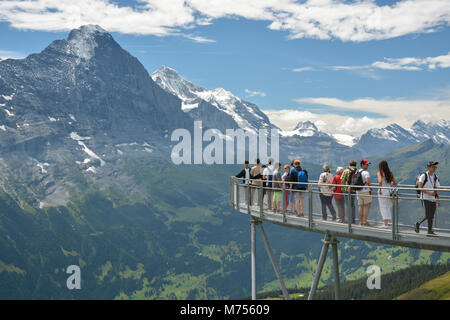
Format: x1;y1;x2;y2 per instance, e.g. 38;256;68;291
368;139;450;185
396;270;450;300
253;262;450;300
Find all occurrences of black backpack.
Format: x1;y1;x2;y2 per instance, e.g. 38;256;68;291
351;169;365;187
415;173;438;198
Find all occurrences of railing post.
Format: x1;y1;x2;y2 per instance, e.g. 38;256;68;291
346;191;352;233
259;182;264;219
236;180;240;212
247;183;251;215
282;186;287;223
308;183;313;229
391;188;398;240
230;177;233;208
395;189;399;239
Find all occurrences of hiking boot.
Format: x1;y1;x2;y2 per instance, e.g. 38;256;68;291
414;222;420;233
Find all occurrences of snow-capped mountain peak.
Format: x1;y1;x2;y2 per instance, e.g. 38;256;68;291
411;119;450;144
280;121;326;137
151;66;275;132
66;25;110;61
294;120;318;131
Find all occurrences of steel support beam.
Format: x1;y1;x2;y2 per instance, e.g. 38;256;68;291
258;223;290;300
331;237;340;300
251;218;257;300
308;233;340;300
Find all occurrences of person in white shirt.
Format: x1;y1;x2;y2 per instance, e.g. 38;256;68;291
234;160;251;202
414;161;441;236
377;160;397;228
318;164;336;220
263;158;274;210
357;159;372;226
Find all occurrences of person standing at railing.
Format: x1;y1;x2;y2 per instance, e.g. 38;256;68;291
318;164;337;221
272;162;283;213
234;160;251;203
282;164;291;211
289;160;308;217
414;161;441;236
263;158;274;210
332;167;345;223
250;158;263;207
356;159;372;226
287;161;296;214
377;160;397;229
341;160;357;224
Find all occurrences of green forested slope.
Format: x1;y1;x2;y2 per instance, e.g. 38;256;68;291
0;152;449;299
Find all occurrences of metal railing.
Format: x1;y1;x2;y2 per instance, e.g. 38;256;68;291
229;176;450;244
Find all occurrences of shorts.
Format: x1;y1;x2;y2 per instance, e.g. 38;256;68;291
357;192;372;206
273;191;282;202
294;190;305;201
288;191;296;204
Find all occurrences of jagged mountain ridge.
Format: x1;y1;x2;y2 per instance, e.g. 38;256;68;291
354;120;449;156
151;66;276;133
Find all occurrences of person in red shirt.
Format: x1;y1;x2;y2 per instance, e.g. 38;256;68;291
332;167;345;223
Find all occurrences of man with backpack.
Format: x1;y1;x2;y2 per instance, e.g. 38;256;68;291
354;159;372;226
414;161;441;236
341;160;357;223
288;160;308;217
234;160;251;203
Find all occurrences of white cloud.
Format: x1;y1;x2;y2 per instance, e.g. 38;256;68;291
292;67;314;72
0;50;25;60
0;0;449;42
183;34;216;43
244;89;266;97
263;109;382;137
294;96;450;130
332;52;450;71
264;95;450;137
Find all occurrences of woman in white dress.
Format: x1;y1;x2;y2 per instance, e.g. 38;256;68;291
377;160;397;228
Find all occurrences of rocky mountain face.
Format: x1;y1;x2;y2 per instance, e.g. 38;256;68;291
0;25;193;206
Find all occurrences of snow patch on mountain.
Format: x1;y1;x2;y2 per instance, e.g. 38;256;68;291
332;134;356;147
1;93;14;101
67;25;107;62
70;132;105;166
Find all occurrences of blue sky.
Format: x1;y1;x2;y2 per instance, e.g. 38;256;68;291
0;0;449;136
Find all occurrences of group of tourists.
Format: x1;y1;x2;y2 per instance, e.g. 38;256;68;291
235;158;442;236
